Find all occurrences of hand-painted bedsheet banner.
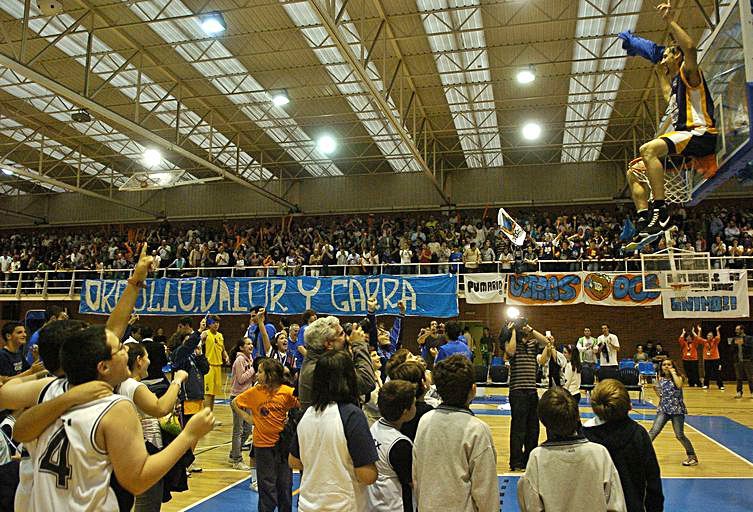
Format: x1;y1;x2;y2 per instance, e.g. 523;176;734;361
505;272;662;306
662;270;749;318
79;275;459;317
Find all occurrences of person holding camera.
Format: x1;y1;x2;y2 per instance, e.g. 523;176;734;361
503;318;550;471
298;316;376;412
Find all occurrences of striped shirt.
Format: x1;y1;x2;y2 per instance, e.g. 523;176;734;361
669;66;716;133
509;338;538;391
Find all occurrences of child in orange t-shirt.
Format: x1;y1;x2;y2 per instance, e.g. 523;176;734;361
700;325;724;390
232;358;299;510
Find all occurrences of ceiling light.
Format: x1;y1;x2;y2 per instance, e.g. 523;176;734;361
317;135;336;155
143;148;162;168
522;122;542;141
1;168;13;176
271;91;290;107
516;68;536;84
200;11;226;35
71;109;91;123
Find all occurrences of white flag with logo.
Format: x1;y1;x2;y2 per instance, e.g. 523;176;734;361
498;208;527;246
465;273;506;304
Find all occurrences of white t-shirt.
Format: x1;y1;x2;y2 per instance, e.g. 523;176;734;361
292;403;378;512
597;333;620;366
563;362;582;396
116;378;163;448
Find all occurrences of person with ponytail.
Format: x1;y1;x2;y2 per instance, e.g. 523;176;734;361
562;344;582;404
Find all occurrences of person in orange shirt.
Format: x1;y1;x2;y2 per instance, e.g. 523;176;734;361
678;328;702;387
700;325;724;390
231;359;299;510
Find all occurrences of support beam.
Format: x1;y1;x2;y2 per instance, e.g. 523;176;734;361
307;0;450;205
0;53;298;211
7;165;163;218
0;206;47;223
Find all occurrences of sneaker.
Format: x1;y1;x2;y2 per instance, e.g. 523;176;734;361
702;385;708;389
682;456;699;466
232;462;251;471
249;480;258;491
635;213;650;234
720;386;725;390
189;465;203;473
736;391;743;398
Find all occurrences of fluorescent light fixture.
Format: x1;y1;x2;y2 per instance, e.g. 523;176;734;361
200;11;226;35
317;135;336;154
522;122;542;141
516;68;536;84
143;148;162;168
271;91;290;106
1;168;13;176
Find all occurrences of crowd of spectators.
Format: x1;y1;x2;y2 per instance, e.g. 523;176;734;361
1;202;752;282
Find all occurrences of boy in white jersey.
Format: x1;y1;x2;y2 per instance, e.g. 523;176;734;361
1;244;216;511
367;379;416;512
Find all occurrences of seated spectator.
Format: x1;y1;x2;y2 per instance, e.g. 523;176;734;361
633;344;650;363
584;379;664;512
518;386;627;512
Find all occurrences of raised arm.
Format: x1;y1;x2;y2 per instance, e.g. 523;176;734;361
658;2;699;79
132;371;187;418
106;244;154;339
504;323;517;358
257;308;272;356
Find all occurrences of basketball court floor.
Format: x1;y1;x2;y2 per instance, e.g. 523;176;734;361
162;377;753;512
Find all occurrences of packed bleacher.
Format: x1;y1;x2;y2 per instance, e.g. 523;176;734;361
1;203;752;278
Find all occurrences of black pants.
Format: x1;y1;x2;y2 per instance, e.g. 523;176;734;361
703;359;723;388
683;360;700;387
734;360;753;395
509;389;539;470
255;444;292;512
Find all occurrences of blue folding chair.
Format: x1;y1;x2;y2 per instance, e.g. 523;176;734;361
491;356;503;366
638;361;657;385
619;359;635;370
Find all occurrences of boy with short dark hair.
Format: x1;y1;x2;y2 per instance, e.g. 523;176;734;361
413;355;499;512
585;379;664;512
518;387;627;512
367;380;416;512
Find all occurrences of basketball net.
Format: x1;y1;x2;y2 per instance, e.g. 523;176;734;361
628;157;693;205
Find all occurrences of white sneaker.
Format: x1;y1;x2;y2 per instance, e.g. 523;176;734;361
249;480;258;491
188;465;203;473
702;385;708;389
720;386;725;390
232;462;251;471
736;392;743;398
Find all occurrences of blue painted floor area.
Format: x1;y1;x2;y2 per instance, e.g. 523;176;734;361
186;475;753;511
686;415;753;464
472;395;656;409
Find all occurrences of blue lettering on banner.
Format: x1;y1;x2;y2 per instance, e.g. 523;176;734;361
613;274;661;302
670;295;738;312
508;274;581;303
79;275;458;317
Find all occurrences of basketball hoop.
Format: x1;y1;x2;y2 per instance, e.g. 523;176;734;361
669;282;691;301
628;156;693;205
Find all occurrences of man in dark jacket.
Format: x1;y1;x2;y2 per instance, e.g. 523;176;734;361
585;379;664;512
298;316;376;412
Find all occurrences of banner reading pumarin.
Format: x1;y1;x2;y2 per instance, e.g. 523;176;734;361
79;275;459;317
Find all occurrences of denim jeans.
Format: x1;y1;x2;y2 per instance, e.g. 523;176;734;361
648;411;696;456
229;395;252;462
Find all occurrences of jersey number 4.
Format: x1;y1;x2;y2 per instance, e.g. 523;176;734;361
40;427;72;489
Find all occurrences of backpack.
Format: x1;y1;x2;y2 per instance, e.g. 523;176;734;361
276;407;304;457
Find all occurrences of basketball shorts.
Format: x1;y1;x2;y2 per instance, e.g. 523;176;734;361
205;365;223;396
659;130;717;157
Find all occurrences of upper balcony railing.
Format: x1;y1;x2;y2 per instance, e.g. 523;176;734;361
1;257;751;300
